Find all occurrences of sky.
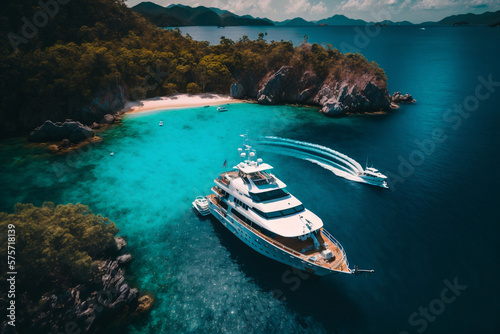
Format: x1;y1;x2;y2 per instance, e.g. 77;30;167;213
126;0;500;23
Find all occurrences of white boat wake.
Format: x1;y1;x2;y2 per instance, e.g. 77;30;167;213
257;136;385;187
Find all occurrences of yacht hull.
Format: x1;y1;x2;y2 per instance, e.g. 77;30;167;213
359;177;388;188
208;199;349;277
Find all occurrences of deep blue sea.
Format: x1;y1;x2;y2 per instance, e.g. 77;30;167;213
1;26;500;333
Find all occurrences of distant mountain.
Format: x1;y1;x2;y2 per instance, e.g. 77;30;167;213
275;17;316;26
375;20;414;26
131;2;273;27
422;10;500;26
132;3;500;28
316;15;368;26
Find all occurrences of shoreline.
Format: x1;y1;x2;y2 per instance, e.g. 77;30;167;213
122;93;243;115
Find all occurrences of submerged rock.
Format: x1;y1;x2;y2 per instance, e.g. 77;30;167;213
135;295;154;313
28;120;94;143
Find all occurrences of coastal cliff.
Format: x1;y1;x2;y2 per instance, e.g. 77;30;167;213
234;65;391;115
0;203;153;333
0;0;403;140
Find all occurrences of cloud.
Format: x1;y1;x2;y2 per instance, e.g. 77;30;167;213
311;1;328;14
339;0;412;11
414;0;454;9
285;0;311;14
285;0;330;15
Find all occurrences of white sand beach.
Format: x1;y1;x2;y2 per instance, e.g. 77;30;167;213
123;94;242;114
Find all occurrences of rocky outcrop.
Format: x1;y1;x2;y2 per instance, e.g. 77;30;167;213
392;91;416;103
117;254;133;265
234;66;391;116
103;114;115;124
24;240;152;334
114;237;127;251
28;120;95;143
230;83;246;99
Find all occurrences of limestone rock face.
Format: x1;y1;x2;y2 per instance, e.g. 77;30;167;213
117;254;133;265
234;65;392;115
31;258;141;333
28;120;94;143
114;237;127;251
392;91;416;103
257;66;293;105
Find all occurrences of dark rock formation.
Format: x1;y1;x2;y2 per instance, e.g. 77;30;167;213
103;114;115;124
256;66;294;104
230;83;246;99
392;91;416;103
28;120;95;143
59;139;71;149
234;65;391;116
117;254;133;265
30;258;142;333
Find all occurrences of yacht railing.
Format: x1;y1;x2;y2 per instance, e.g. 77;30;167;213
321;228;350;270
209;196;305;258
231;214;305;258
208;195;350;272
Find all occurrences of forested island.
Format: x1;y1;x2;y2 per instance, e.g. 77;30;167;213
0;0;395;141
0;203;153;333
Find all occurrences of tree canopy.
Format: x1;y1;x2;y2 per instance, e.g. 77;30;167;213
0;202;118;297
0;0;387;136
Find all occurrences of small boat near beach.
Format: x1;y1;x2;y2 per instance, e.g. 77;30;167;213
159;121;163;126
217;107;228;112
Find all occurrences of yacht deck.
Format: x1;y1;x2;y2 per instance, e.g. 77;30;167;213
207;194;350;274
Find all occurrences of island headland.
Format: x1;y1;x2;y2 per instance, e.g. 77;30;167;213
0;203;153;333
0;0;413;146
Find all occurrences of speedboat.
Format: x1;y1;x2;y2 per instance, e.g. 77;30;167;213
192;196;210;216
204;105;210;108
357;167;388;188
217;107;228;112
159;121;163;126
203;135;372;276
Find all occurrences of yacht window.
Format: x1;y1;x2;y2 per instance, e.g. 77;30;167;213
250;188;289;203
267;211;282;218
281;208;296;216
232;209;246;222
219;200;228;211
252;205;304;219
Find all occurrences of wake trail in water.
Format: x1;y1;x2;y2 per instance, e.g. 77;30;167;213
261;136;364;173
257;136;366;183
264;147;362;182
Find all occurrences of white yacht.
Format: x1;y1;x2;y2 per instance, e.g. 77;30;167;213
357;167;388;188
217;106;228;112
192;196;210;216
159;121;163;126
204;136;368;276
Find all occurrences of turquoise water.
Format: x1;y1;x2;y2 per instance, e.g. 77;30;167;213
2;27;500;333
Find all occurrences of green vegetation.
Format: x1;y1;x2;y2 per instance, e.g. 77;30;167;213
0;203;118;296
0;0;387;136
